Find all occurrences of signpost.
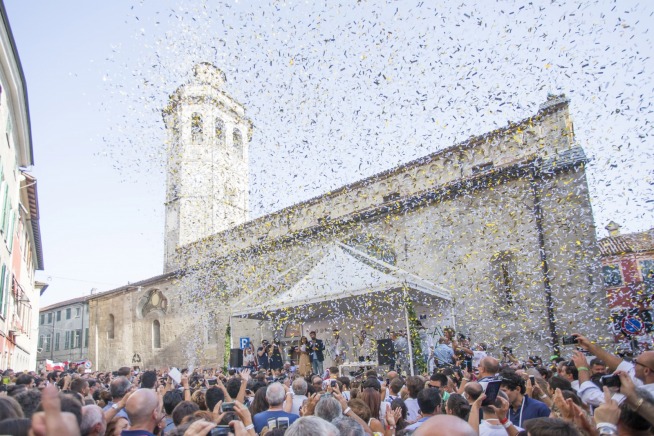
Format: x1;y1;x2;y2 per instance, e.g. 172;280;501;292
621;315;645;336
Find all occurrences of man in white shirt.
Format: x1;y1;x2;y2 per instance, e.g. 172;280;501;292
574;333;654;403
404;388;441;432
290;377;308;415
330;330;349;366
404;376;424;423
356;330;376;362
472;344;488;369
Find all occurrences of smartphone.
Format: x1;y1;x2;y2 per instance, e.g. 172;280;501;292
466;360;473;372
209;426;231;436
529;375;535;385
386;378;390;385
277;417;290;430
600;374;621;388
482;380;501;406
561;335;578;345
221;402;235;412
331;380;337;388
207;378;217;386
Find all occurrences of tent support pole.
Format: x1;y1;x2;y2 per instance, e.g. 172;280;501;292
230;317;234;349
403;287;414;376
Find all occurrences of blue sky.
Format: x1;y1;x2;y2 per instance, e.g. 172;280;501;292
4;0;653;307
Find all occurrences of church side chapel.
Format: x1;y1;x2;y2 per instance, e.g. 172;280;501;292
88;63;607;371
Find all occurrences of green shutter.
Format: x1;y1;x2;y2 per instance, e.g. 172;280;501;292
0;183;6;232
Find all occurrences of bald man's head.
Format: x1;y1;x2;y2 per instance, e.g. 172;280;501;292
635;351;654;384
479;357;499;377
413;415;477;436
126;389;162;431
464;382;483;402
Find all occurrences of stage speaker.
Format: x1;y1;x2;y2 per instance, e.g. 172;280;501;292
377;339;394;366
229;348;243;368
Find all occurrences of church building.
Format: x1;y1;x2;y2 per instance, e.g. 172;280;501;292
87;63;607;371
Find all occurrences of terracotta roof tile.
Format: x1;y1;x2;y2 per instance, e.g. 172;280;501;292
599;229;654;257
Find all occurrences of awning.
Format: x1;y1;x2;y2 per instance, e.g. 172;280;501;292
231;242;452;321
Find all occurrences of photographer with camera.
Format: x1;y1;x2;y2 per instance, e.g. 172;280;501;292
570;333;654;400
268;341;283;372
257;341;270;372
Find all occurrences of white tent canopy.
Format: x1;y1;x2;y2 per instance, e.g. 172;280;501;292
231;242;452;321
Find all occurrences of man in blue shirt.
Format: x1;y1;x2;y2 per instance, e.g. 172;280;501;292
253;383;299;433
500;372;550;428
102;377;131;422
432;337;455;368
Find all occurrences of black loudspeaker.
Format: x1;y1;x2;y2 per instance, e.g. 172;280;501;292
229;348;243;368
377;339;394;366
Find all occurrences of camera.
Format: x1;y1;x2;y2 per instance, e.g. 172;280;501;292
221;402;235;412
209;426;231;436
207;378;217;386
502;346;513;355
600;374;621;388
331;380;337;388
561;335;578;345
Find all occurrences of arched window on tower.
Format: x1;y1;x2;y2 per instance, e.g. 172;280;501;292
152;320;161;349
108;314;115;339
215;118;225;146
233;128;243;158
191;113;203;143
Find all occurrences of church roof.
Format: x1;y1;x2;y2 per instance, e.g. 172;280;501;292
232;242;451;320
40;295;89;313
598;228;654;257
177;95;575;265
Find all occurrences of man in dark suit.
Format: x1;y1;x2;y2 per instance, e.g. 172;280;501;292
308;331;325;376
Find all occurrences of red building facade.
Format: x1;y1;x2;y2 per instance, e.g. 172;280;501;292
599;222;654;341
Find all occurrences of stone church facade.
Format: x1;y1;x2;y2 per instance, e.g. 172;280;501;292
88;64;607;371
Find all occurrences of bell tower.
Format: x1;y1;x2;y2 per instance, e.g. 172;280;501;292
162;63;251;271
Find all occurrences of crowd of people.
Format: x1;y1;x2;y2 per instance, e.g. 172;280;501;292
0;331;652;435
